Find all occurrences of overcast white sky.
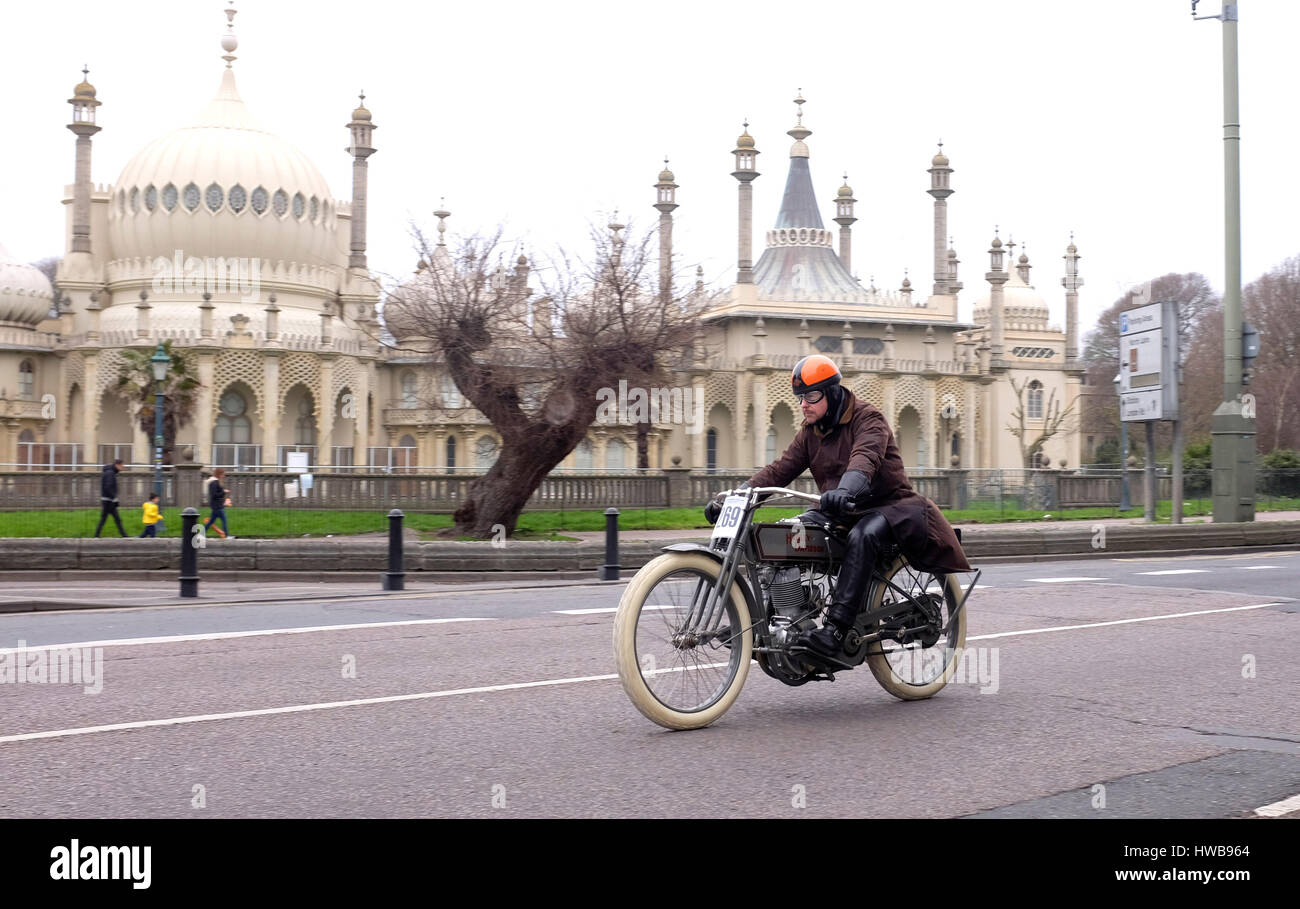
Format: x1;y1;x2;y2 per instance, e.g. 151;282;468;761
5;0;1298;337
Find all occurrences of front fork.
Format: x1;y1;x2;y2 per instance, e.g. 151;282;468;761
677;522;751;647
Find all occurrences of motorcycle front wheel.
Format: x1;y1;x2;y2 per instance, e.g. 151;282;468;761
863;556;968;701
613;551;753;730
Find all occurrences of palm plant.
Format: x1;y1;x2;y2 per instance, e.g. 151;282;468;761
114;341;201;465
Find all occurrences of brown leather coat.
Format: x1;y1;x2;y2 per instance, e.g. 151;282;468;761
748;390;971;574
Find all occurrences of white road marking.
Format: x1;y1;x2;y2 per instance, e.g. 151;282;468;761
1254;792;1300;818
1026;577;1106;583
1237;566;1279;570
553;605;673;615
0;617;495;656
967;602;1282;642
0;602;1282;745
1137;569;1211;576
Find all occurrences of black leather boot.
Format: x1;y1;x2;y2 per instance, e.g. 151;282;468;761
797;603;856;658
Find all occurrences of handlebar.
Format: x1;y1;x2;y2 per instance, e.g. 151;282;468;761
722;486;823;505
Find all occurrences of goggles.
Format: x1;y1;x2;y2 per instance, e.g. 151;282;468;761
795;390;826;405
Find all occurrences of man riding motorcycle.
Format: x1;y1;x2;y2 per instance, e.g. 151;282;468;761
705;354;970;659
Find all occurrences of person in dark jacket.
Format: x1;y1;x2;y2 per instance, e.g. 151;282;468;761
203;468;230;539
93;459;127;537
706;355;970;659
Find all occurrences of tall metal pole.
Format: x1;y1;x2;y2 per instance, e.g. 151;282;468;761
1200;2;1256;522
153;379;165;499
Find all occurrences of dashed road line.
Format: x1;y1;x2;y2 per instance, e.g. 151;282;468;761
1254;792;1300;818
1025;577;1106;583
0;617;495;655
1137;569;1211;576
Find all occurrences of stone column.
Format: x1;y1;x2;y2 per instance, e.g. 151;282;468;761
432;429;447;469
82;353;99;464
131;408;149;465
751;374;768;469
354;361;373;468
317;358;335;467
921;380;937;469
691;377;707;469
963;380;978;468
195;353;216;465
262;353;281;466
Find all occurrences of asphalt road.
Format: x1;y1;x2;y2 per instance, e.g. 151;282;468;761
0;549;1296;818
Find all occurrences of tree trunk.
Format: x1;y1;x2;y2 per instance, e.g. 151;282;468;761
451;427;576;536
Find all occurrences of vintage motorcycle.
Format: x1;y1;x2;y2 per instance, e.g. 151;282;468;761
613;486;980;730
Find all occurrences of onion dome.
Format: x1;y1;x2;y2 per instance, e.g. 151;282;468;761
0;242;56;327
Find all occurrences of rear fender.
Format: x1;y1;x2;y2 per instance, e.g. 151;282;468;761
660;542;764;626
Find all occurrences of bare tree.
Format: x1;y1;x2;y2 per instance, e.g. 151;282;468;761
385;221;710;537
1007;376;1075;468
1243;254;1300;451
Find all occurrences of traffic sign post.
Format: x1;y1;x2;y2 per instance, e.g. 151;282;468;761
1119;301;1181;522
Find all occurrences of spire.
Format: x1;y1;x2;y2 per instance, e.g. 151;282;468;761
787;89;811;157
221;5;239;68
773;92;822;229
434;199;451;247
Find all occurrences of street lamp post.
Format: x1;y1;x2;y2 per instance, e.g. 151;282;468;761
1194;1;1255;522
150;343;171;500
1114;373;1131;510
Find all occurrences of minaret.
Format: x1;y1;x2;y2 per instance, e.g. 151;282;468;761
731;122;760;284
66;66;101;256
947;239;963;294
347;91;378;271
986;232;1008;364
654;158;678;303
900;272;913;307
927;142;953;296
1062;235;1082;365
833;174;857;273
1016;247;1031;284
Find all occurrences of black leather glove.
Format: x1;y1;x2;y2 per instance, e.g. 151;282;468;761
820;470;869;515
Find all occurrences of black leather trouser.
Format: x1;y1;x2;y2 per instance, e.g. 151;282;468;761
799;510;894;627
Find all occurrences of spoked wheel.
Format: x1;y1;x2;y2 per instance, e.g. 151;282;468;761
613;552;753;730
863;556;968;700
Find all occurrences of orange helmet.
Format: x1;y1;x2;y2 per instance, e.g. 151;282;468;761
791;354;842;396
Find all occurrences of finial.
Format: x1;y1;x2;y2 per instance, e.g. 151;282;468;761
938;138;943;152
743;118;749;129
82;64;89;79
433;197;450;246
221;4;239;68
794;89;805;125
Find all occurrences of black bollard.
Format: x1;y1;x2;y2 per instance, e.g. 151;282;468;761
599;507;620;581
179;506;200;598
382;508;405;591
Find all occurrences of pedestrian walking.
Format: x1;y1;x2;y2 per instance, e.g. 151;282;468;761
93;458;127;537
139;492;163;537
203;467;231;539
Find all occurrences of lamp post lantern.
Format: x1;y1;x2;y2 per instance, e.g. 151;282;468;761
150;343;171;499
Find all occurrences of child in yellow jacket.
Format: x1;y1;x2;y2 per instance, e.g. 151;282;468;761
140;493;162;537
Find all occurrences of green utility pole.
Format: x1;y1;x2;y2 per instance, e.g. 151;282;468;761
1195;2;1255;522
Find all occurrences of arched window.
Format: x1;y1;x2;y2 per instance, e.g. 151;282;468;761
18;429;34;443
295;396;316;445
400;372;418;409
706;428;717;473
441;374;461;408
446;436;456;468
766;427;776;463
18;360;35;399
606;438;626;470
476;436;499;468
1028;380;1044;420
215;390;252;444
575;438;593;470
399;434;416;449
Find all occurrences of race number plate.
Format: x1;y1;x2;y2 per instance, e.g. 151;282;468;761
710;495;749;544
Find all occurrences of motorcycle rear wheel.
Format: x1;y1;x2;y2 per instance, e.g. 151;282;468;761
863;556;968;701
613;552;753;730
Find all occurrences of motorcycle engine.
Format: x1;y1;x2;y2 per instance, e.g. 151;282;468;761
758;565;823;684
